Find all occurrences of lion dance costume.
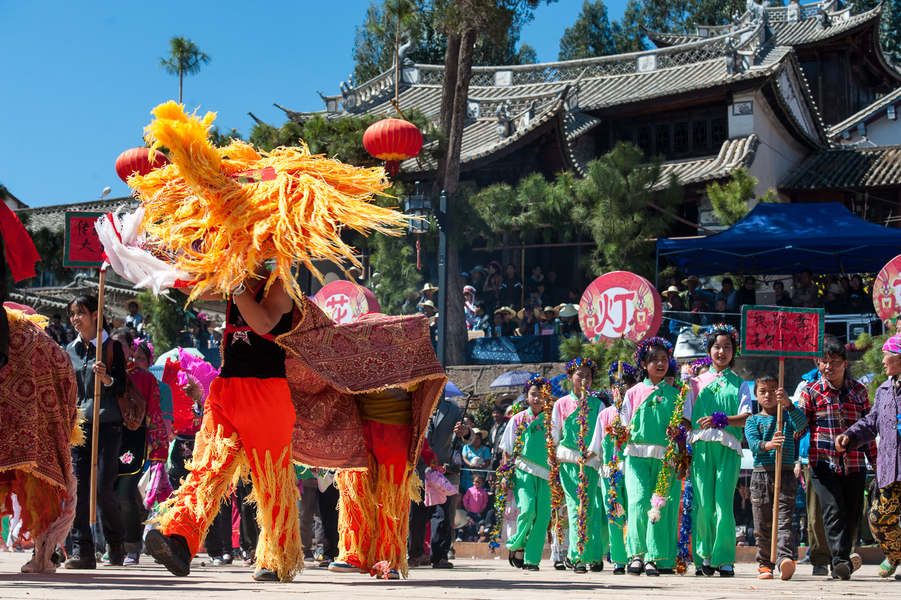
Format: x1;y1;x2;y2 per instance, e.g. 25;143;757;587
0;204;82;574
98;102;445;582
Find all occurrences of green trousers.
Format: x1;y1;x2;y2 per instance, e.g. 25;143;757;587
624;455;679;563
599;471;627;565
505;469;552;566
559;462;606;564
691;441;741;567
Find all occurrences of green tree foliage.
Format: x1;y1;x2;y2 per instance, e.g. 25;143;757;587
158;36;211;103
558;0;617;60
611;0;646;53
558;335;636;373
368;234;423;314
850;331;892;396
208;126;244;148
705;167;777;228
136;289;187;357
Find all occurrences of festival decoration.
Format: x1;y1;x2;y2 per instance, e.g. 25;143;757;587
115;147;170;184
311;280;381;325
362;118;424;176
740;308;823;358
874;254;901;327
579;271;662;344
710;411;730;429
648;383;690;523
575;387;591;554
64;212;105;268
565;357;598;376
604;361;629;524
544;389;565;545
675;456;693;575
488;414;531;551
633;336;673;368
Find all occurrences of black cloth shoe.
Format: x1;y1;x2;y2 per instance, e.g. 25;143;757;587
574;562;588;574
590;563;603;572
64;554;96;570
645;562;660;576
658;568;675;575
107;543;126;567
523;564;540;571
701;565;716;577
253;568;281;582
554;561;567;571
613;565;626;575
510;550;525;569
145;530;191;577
627;559;644;575
718;566;735;577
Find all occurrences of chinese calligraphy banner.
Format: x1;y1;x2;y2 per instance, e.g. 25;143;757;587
741;305;824;358
64;212;104;268
579;271;662;344
311;280;380;325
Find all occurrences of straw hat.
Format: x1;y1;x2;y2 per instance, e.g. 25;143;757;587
682;274;700;286
494;391;517;406
207;323;226;335
470;427;488;440
555;303;566;313
419;299;437;311
420;282;439;294
825;283;843;296
540;306;558;320
664;285;680;297
347;265;364;280
516;305;536;320
559;304;579;318
124;299;142;313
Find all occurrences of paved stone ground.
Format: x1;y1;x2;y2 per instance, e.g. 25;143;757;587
0;553;896;600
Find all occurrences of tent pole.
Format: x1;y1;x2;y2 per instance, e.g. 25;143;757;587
655;246;659;288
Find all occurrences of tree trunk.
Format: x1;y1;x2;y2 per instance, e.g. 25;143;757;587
179;71;183;104
436;31;461;186
440;27;477;366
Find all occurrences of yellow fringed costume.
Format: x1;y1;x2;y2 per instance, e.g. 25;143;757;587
126;101;408;304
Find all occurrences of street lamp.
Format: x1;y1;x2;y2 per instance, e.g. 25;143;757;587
404;184;449;365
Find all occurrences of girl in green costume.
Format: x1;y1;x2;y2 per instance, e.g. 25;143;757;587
551;358;609;574
688;324;753;577
619;338;690;576
499;375;556;571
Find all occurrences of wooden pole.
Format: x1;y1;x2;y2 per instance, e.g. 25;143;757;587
89;267;107;524
521;247;525;309
770;357;785;563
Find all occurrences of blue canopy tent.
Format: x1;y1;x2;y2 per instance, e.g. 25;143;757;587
657;202;901;277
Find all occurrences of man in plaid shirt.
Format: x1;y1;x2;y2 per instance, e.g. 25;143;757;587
799;338;877;580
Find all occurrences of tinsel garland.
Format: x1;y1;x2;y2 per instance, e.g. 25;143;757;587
604;370;629;525
711;411;729;429
648;381;691;524
575;388;591;555
488;414;531;552
543;390;565;545
675;454;693;575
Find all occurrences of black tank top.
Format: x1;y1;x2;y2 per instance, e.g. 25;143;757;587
219;283;293;379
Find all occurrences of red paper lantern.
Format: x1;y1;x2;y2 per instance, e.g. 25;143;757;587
363;118;423;176
115;147;170;184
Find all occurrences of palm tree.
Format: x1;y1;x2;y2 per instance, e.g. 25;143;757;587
158;36;211;103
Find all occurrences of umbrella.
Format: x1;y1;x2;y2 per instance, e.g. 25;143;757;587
154;346;204;366
445;381;463;397
548;373;570;398
489;370;538;389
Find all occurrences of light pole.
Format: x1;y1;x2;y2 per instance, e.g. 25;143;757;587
404;184;449;365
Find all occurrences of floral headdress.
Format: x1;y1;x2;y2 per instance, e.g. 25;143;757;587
704;323;740;355
692;356;712;369
633;336;673;366
522;374;550;395
607;361;638;382
133;337;154;361
565;357;598;376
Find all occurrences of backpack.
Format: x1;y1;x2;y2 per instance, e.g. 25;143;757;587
106;342;147;431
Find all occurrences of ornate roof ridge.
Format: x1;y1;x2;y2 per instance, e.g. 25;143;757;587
828;87;901;139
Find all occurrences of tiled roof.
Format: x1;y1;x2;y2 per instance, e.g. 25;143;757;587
827;87;901;139
653;135;760;190
17;198;132;232
769;6;880;46
779;145;901;189
645;30;703;48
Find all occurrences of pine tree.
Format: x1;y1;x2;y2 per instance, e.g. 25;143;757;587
612;0;646;53
705;167;777;228
558;0;617;61
137;289;187;356
850;331;892;396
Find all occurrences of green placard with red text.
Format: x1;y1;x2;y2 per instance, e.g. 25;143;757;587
740;305;824;358
64;212;104;268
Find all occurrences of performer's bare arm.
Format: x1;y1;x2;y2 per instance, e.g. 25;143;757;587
233;276;294;335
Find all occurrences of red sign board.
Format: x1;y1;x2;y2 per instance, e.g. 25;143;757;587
741;305;824;358
64;212;104;268
579;271;662;344
311;280;380;325
873;253;901;327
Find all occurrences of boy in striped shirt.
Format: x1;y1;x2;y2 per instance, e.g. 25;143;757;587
745;371;807;580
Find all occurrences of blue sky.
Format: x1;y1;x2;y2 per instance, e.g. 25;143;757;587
0;0;627;208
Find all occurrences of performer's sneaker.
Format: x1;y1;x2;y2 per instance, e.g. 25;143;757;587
145;529;191;577
64;554;97;570
878;559;899;579
407;557;421;568
779;559;795;580
431;559;454;569
523;564;539;572
377;569;400;580
328;560;366;573
812;565;830;576
718;565;735;577
850;553;862;573
833;562;851;580
758;566;774;579
644;562;660;576
253;568;281;582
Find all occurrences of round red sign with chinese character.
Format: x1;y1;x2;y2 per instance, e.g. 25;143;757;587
873;253;901;326
312;280;381;325
579;271;662;344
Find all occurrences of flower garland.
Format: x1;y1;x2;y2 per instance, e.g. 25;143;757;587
488;414;531;552
675;453;693;575
704;323;740;355
543;390;565;545
566;357;598;376
711;411;729;429
633;336;673;368
604;361;632;525
575;387;591;555
648;380;690;523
